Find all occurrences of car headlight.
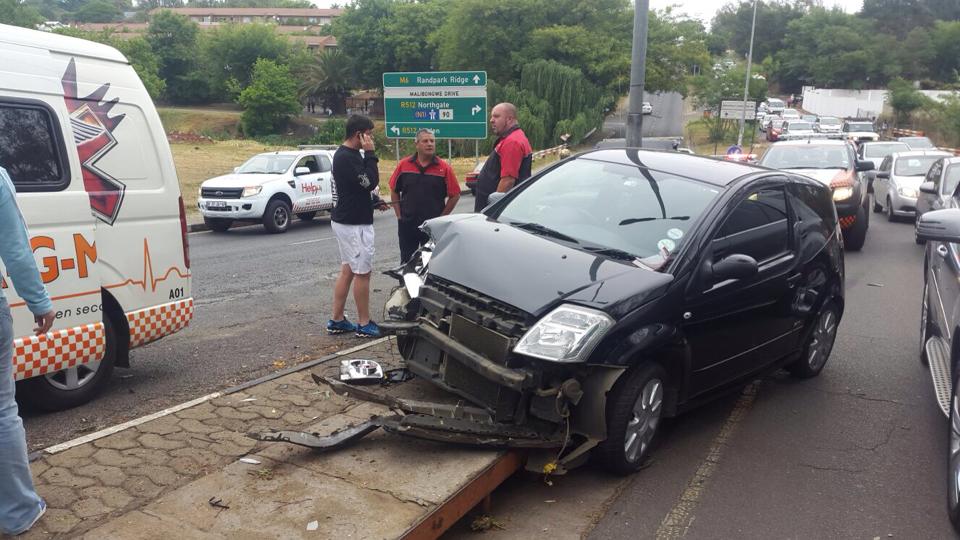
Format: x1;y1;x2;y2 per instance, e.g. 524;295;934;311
513;304;614;363
833;186;854;201
898;186;918;198
242;186;262;198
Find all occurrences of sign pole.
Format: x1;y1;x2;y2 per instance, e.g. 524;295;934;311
448;139;452;159
475;140;479;165
737;0;759;147
626;0;649;148
395;139;399;161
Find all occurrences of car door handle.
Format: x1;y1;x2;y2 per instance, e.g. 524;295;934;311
938;245;949;258
786;273;802;288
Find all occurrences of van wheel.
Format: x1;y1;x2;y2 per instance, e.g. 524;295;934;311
842;205;868;251
263;199;291;233
204;217;232;232
296;211;317;221
594;363;666;475
18;318;117;411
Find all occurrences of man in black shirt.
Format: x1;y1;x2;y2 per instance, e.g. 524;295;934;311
328;115;387;338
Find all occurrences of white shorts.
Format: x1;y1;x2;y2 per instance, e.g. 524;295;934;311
331;221;375;274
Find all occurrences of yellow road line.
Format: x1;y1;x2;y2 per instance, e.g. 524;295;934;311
656;380;761;539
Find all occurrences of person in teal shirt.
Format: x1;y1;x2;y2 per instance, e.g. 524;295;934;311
0;166;55;535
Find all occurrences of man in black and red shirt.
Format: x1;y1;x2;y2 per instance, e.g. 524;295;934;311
389;128;461;263
474;102;533;211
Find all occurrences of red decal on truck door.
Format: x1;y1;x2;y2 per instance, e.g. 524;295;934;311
61;59;127;225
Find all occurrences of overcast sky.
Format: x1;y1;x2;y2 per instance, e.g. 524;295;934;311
313;0;866;26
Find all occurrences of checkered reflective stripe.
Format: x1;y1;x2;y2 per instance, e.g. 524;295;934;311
127;298;194;348
839;215;856;229
13;323;106;381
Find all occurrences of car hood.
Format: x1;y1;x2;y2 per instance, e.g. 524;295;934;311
891;174;925;190
421;214;674;318
201;173;285;188
783;168;849;185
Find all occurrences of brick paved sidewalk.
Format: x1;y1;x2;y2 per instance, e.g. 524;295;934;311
15;338;500;539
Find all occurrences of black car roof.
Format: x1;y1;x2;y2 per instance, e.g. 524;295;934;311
576;148;764;187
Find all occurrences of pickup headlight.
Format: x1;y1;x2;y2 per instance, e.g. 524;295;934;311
513;304;614;363
832;186;854;201
242;186;262;198
898;186;918;198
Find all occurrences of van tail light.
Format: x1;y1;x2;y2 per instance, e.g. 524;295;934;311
178;196;191;269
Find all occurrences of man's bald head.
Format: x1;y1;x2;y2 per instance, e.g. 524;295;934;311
490;102;519;136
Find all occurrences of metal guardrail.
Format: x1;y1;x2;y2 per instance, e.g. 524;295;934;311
892;128;925;137
531;143;569;161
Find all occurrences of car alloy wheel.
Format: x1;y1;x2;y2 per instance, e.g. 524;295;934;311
949;372;960;532
806;307;837;373
274;206;289;228
43;360;101;391
624;377;664;464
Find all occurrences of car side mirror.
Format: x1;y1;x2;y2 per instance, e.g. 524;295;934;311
917;208;960;243
855;160;874;172
295;166;311;176
711;253;759;283
875;171;890;179
487;192;506;206
920;181;937;194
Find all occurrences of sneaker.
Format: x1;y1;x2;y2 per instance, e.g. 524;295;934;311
356;321;381;338
327;318;357;334
13;499;46;536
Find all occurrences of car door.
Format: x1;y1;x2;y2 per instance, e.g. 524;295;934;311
875;156;892;204
291;154;324;214
683;181;800;396
931;192;960;346
317;153;334;209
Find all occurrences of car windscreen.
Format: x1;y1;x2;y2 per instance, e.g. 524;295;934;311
945;164;960;195
863;143;909;158
902;137;935;149
894;156;941;176
767;99;784;108
818;118;840;125
495;158;719;268
760;145;851;170
237;155;296;174
788;122;813;131
846;122;874;131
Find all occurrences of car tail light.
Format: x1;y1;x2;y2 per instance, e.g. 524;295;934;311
178;195;191;269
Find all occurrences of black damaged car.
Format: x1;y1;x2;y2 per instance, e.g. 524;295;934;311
370;148;846;474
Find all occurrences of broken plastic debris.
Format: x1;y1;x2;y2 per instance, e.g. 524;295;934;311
239;457;261;465
241;398;257;402
273;360;287;369
307;521;319;531
868;283;884;287
339;359;384;383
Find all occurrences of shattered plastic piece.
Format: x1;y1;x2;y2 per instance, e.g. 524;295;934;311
383;368;414;384
307;521;319;531
339;359;384;383
208;497;230;510
241;398;257;402
868;283;884;287
239;457;261;465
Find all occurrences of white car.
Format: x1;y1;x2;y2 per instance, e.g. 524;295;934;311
781;109;801;120
779;120;817;140
198;148;336;233
642;101;653;115
764;98;785;115
842;120;879;143
815;116;842;134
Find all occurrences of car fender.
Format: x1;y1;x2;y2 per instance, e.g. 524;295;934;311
569;365;625;441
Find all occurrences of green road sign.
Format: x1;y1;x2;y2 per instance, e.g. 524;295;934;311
383;71;487;139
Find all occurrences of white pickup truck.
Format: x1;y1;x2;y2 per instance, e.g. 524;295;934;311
197;148;336;233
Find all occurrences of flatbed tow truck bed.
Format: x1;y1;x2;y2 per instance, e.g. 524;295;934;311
24;339;523;539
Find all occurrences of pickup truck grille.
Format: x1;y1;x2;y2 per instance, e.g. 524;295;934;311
201;187;243;199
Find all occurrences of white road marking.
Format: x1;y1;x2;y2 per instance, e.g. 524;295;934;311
655;381;760;539
290;236;335;246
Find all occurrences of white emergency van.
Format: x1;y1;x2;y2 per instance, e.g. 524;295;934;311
0;25;193;410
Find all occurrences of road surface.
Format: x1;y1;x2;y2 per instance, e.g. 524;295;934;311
603;92;684;139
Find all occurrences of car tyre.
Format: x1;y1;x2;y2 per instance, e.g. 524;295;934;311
296;211;317;221
787;300;840;379
18;317;118;411
916;214;926;244
204;217;232;233
886;197;897;222
595;362;666;475
948;366;960;534
263;199;291;233
842;205;868;251
872;194;883;213
920;280;933;366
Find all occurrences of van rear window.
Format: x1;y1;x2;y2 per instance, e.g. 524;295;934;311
0;102;68;191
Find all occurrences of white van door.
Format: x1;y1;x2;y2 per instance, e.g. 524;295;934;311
0;98;107;399
291;154;325;215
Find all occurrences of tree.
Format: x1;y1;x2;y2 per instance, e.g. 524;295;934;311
711;1;804;66
299;48;353;113
930;21;960;84
147;10;201;103
0;0;43;28
74;0;121;22
900;27;936;81
773;9;877;90
116;37;166;100
645;9;712;95
237;59;300;136
199;23;294;100
330;0;400;89
888;77;930;125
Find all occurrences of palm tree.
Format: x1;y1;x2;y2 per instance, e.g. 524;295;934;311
299;48;354;114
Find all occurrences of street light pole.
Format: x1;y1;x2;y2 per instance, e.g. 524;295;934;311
737;0;758;147
626;0;649;148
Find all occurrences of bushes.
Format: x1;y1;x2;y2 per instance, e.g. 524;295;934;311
237;60;301;137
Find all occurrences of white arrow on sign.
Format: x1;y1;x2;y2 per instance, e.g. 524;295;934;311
473;75;480;84
390;125;400;135
471;105;481;116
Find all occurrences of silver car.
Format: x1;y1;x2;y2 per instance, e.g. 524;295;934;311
873;150;952;221
916;156;960;233
815;116;842;134
857;141;910;171
897;136;936;150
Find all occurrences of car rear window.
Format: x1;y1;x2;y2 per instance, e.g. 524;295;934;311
902;137;935;149
819;118;840;125
760;145;851;170
864;143;909;158
846;122;874;131
895;156;941;176
788;122;813;131
0;101;69;192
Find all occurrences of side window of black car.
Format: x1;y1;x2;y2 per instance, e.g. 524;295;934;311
928;161;942;190
714;188;790;264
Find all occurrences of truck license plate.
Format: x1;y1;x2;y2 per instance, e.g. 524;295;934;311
207;201;227;208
